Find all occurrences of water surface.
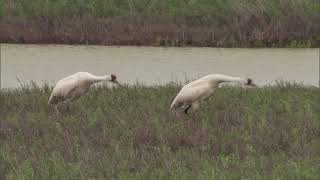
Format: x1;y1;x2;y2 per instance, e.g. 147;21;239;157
1;44;319;88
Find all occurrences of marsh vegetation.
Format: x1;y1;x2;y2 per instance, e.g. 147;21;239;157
0;82;319;179
1;0;319;47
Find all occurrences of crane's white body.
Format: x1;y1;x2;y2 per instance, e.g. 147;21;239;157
48;72;116;105
170;74;254;115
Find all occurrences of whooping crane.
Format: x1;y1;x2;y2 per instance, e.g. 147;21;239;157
48;72;119;112
170;74;256;116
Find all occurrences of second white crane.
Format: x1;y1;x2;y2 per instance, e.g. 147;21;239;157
170;74;256;116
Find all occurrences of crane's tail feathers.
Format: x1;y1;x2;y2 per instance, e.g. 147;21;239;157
170;101;180;112
48;94;59;105
48;95;54;105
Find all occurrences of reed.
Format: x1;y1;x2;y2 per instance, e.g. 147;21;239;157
0;0;319;47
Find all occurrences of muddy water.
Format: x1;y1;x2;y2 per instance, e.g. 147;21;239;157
1;44;319;88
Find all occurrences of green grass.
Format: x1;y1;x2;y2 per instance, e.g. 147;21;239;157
0;0;319;47
0;82;320;179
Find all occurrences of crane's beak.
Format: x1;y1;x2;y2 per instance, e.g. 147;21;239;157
246;83;257;88
112;79;119;84
112;80;124;87
241;82;257;89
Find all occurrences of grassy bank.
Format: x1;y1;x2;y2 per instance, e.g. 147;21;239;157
0;82;319;179
0;0;319;47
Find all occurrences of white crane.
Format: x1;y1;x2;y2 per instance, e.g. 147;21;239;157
48;72;119;112
170;74;256;116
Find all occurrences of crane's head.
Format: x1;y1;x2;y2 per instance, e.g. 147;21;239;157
109;74;122;86
244;78;257;88
110;74;118;83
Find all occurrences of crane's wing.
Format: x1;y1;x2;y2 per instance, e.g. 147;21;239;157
49;78;79;100
175;83;212;103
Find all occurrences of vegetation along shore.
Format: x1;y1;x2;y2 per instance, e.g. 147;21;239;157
0;82;319;179
0;0;319;47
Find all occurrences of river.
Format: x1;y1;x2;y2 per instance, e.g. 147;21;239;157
1;44;319;88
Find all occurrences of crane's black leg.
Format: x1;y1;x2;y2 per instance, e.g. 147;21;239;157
184;104;192;115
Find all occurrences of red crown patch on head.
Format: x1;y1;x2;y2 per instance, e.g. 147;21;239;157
111;74;117;81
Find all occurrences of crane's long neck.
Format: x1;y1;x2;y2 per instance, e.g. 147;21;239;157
211;74;246;84
90;75;111;83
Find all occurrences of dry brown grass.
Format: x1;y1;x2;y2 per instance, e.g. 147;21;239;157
0;0;319;47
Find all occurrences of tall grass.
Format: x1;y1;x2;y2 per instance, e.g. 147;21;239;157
0;0;319;47
0;82;319;179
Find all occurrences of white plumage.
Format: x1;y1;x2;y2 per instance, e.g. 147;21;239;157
48;72;118;106
170;74;255;115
